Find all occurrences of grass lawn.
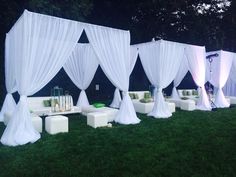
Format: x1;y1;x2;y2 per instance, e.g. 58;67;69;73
0;107;236;177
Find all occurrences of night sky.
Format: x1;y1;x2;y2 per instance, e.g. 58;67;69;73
0;0;235;105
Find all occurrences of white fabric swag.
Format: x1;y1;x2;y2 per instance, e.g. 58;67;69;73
171;55;189;99
1;10;83;146
64;44;99;108
206;50;234;107
138;40;185;118
0;34;17;122
223;58;236;96
110;46;138;108
85;24;140;124
185;45;211;110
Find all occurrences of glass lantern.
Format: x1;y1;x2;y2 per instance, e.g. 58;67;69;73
65;90;71;111
51;86;63;112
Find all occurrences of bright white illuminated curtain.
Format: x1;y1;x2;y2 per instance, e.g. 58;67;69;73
138;40;185;118
64;44;99;108
223;58;236;96
110;46;138;108
185;45;211;110
1;10;83;146
171;55;188;99
85;24;140;124
0;34;17;122
206;50;233;107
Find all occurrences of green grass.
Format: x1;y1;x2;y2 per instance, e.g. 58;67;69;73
1;107;236;177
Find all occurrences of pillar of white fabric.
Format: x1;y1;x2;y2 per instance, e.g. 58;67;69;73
185;45;211;111
138;40;185;118
0;33;17;122
171;55;188;99
85;24;140;124
63;44;99;108
171;87;180;100
1;10;83;146
149;87;171;118
77;90;90;107
110;46;138;109
1;96;39;146
0;94;16;122
206;50;234;108
110;88;121;108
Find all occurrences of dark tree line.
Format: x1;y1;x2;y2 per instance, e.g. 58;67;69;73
0;0;235;104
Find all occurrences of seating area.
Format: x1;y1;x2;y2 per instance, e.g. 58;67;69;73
177;89;199;101
129;91;176;114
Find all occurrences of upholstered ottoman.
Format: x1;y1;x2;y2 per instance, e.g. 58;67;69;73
229;96;236;104
45;115;68;134
167;102;175;113
87;112;108;128
180;100;195;111
32;115;42;133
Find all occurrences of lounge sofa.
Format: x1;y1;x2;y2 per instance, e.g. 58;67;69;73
27;96;81;116
177;89;199;101
128;91;175;114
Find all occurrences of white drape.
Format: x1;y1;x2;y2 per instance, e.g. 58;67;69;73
206;50;234;107
138;40;185;118
0;34;17;122
110;88;121;108
223;58;236;96
110;46;138;108
1;10;83;146
85;24;140;124
185;45;211;110
171;55;189;99
64;44;99;108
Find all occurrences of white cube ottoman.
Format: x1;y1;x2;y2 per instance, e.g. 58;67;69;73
32;115;42;133
45;115;68;134
229;96;236;104
167;102;175;113
87;112;108;128
180;100;195;111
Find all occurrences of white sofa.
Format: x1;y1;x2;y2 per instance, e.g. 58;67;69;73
129;91;175;114
166;98;196;111
27;96;81;116
177;89;199;101
82;105;118;122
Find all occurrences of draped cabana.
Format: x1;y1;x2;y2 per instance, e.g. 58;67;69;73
0;10;140;146
206;50;235;108
132;40;211;118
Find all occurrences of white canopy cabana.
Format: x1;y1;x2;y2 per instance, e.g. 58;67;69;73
132;40;211;118
0;10;140;146
206;50;235;108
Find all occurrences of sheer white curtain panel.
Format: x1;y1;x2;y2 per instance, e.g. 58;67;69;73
85;24;140;124
64;44;99;108
0;34;17;122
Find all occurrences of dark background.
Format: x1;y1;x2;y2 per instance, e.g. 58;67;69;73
0;0;235;105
